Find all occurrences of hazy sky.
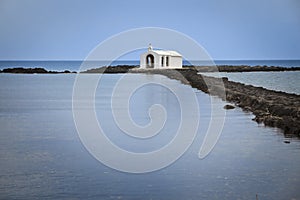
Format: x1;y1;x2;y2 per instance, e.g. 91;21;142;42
0;0;299;60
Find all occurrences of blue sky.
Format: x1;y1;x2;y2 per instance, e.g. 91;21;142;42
0;0;299;60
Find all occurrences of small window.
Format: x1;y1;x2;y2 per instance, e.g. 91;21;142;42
166;56;169;66
161;57;164;66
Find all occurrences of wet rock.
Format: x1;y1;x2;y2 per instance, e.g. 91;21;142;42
224;104;235;110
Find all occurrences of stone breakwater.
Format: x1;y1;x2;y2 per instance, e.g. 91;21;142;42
130;68;300;137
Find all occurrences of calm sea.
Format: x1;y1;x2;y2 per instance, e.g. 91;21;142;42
0;72;300;199
202;71;300;95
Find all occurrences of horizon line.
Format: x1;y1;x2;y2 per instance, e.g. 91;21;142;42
1;59;300;62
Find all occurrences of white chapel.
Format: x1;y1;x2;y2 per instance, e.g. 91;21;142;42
140;44;182;69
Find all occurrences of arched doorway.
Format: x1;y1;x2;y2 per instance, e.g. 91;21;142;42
146;54;154;68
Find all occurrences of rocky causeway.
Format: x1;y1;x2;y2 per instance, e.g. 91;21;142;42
137;68;300;137
85;65;300;137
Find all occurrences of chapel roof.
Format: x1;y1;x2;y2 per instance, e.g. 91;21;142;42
151;50;182;57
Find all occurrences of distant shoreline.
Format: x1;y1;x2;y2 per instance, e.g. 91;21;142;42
1;65;300;74
0;67;77;74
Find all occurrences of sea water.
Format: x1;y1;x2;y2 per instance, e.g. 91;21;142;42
202;71;300;95
0;73;299;200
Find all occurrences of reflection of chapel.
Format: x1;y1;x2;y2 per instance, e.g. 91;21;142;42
140;44;182;69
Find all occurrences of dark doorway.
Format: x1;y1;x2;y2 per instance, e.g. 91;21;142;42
146;54;154;68
166;56;169;66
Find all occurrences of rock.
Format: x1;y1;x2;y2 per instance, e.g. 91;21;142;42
82;65;138;73
0;67;76;74
1;67;48;74
284;140;291;144
224;104;235;110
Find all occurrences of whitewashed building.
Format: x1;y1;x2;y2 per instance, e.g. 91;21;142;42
140;44;182;69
